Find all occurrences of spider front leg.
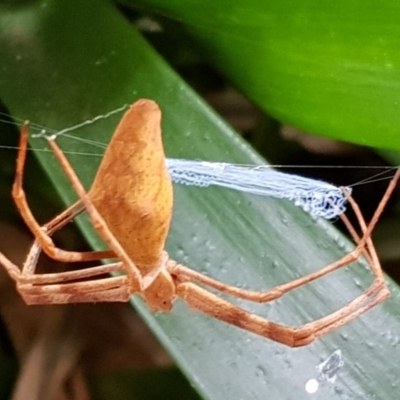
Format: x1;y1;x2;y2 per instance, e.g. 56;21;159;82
0;240;132;305
175;277;389;347
170;194;391;345
12;123;115;263
169;169;400;304
169;247;364;303
169;170;400;345
0;232;133;304
19;275;132;305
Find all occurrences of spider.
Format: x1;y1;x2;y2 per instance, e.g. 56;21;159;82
0;99;398;347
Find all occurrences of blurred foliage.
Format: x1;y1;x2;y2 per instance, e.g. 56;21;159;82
129;0;400;150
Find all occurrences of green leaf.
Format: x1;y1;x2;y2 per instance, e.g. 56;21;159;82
129;0;400;150
1;1;400;399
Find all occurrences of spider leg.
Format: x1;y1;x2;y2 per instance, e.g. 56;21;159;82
169;169;400;303
173;171;399;346
19;279;131;305
12;123;115;263
0;231;136;304
299;279;389;339
176;277;389;347
341;185;393;281
169;248;360;302
0;230;125;283
343;169;400;273
2;227;132;305
22;260;125;284
339;210;374;267
0;252;22;282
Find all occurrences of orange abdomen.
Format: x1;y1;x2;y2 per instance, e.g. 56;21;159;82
89;99;173;275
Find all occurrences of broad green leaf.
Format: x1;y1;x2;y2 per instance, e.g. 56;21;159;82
129;0;400;150
1;1;400;399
